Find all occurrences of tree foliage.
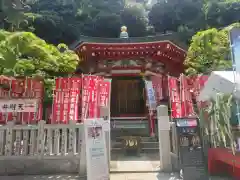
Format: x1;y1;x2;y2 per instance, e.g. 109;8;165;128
0;29;79;101
0;0;32;31
121;5;148;37
0;0;240;77
148;0;204;33
205;0;240;28
20;0;149;44
184;23;240;75
148;0;240;40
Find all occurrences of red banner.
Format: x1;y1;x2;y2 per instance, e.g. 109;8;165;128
151;75;163;105
168;76;181;118
52;77;82;124
188;75;208;99
180;74;194;117
187;75;209;120
97;79;111;117
82;76;103;120
0;77;43;124
98;80;111;107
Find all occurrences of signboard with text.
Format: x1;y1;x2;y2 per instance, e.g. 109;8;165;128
84;118;109;180
175;118;208;180
0;99;38;113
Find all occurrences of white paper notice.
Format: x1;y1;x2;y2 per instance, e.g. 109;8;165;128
84;118;109;180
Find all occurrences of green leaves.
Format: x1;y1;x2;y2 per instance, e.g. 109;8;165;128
184;24;240;75
0;29;79;102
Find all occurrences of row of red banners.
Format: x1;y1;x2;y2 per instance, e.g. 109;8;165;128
0;73;207;124
168;74;209;119
0;76;43;124
0;75;111;124
51;76;111;124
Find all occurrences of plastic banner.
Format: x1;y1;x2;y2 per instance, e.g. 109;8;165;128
82;76;103;120
151;75;163;105
168;76;181;118
98;80;111;107
180;74;194;117
145;80;157;110
52;77;81;124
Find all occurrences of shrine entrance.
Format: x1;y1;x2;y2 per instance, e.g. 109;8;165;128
111;76;145;117
73;34;187;172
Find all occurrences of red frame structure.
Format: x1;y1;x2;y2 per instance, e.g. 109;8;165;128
75;41;186;77
74;38;187;128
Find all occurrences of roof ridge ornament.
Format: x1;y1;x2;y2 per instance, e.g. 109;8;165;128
120;26;129;39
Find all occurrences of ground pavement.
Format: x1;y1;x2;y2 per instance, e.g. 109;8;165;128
0;174;232;180
0;153;232;180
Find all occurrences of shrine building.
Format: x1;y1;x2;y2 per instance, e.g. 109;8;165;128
72;31;187;140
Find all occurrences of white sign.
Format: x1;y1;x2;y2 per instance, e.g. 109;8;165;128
84;118;109;180
145;80;157;110
0;99;38;113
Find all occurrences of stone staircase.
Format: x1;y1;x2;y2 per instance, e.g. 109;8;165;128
110;119;159;153
111;136;159;153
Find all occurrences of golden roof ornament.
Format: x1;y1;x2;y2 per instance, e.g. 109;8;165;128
120;26;129;38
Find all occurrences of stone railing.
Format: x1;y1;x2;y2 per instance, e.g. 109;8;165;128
0;120;85;175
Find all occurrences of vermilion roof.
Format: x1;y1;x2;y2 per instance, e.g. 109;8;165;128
71;33;187;51
72;33;187;76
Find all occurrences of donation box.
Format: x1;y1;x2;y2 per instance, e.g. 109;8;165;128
175;118;209;180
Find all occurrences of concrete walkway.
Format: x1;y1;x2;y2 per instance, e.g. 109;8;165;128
111;153;160;172
0;153;231;180
0;173;232;180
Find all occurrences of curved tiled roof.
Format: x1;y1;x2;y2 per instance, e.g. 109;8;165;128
71;33;187;51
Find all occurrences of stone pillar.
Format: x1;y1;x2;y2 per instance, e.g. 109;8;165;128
157;105;172;172
79;124;87;176
100;106;111;169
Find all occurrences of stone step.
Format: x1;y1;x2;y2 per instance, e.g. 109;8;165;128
111;147;159;154
112;136;158;142
111;141;159;149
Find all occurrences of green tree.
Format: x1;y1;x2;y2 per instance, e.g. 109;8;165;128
121;5;148;37
148;0;204;33
0;0;31;31
184;23;240;75
205;0;240;28
0;30;79;101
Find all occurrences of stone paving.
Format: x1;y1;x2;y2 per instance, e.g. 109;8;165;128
0;173;232;180
0;153;232;180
